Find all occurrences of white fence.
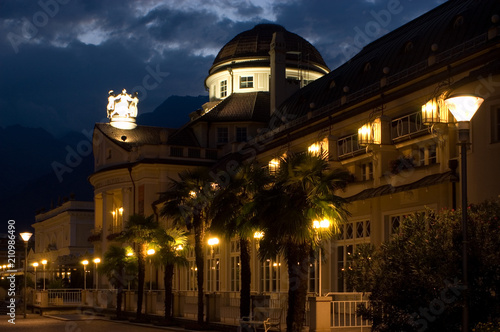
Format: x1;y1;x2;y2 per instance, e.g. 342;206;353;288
48;289;81;305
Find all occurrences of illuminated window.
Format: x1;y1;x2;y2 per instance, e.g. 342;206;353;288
240;76;253;88
217;127;229;143
260;257;280;292
220;80;227;98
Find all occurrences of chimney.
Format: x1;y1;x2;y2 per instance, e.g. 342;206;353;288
269;31;286;115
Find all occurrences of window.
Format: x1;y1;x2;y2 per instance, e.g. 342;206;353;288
188;148;201;158
220;80;227;98
260;257;280;292
336;220;371;291
230;239;241;292
187;249;197;291
416;144;437;166
492;108;500;143
236;127;247;142
240;76;253;88
217;127;229;143
361;162;373;181
206;245;220;292
384;211;425;241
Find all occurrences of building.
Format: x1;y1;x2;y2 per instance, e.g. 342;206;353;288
90;0;500;318
31;200;94;287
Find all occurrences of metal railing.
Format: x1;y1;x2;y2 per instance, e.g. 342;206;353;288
338;133;364;159
48;289;81;305
391;110;429;142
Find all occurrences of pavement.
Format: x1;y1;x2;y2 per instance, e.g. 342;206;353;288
0;313;218;332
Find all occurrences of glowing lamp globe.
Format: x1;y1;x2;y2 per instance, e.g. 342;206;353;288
444;95;484;122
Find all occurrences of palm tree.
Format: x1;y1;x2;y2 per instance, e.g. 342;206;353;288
210;163;271;318
159;168;216;325
118;214;158;321
153;227;188;322
256;152;350;332
98;245;137;319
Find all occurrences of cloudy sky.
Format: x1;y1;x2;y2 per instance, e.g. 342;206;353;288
0;0;445;137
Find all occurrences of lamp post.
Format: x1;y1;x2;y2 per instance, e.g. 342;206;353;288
313;219;330;297
127;251;133;291
208;237;219;292
444;94;484;332
147;249;155;291
41;260;47;290
33;262;38;293
20;232;32;319
81;260;89;290
93;258;101;290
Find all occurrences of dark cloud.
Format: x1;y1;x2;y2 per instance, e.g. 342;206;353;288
0;0;442;136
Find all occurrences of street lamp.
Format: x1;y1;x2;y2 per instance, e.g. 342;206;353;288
20;232;32;319
93;258;101;290
33;262;38;293
126;251;133;291
41;260;47;290
81;260;89;290
147;249;155;291
444;94;484;332
208;237;219;292
313;219;330;297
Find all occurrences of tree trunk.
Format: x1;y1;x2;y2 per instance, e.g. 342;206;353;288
239;236;251;318
136;243;146;321
194;218;205;325
286;242;310;332
164;263;175;321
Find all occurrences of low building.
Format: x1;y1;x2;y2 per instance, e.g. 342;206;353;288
31;200;94;288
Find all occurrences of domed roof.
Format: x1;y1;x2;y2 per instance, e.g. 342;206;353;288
212;24;328;69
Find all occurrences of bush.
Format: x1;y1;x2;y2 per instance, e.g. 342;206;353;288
345;201;500;331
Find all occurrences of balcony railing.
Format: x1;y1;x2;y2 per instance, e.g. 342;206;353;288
337;133;364;159
391;110;429;143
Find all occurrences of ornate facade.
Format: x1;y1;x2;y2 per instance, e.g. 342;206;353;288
89;0;500;316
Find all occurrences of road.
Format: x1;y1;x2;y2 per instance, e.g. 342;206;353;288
0;313;203;332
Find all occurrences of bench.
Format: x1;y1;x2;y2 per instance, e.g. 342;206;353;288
239;307;282;332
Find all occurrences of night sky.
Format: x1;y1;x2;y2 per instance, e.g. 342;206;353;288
0;0;445;137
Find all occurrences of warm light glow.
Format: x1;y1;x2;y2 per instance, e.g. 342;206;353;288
176;245;183;251
313;219;330;229
308;143;320;155
422;97;449;124
112;211;116;216
41;260;47;265
118;207;123;215
253;231;264;239
82;260;89;265
20;232;32;242
358;118;382;146
93;258;101;264
189;191;197;198
444;95;484;122
147;248;155;255
126;251;134;256
107;89;138;130
268;158;280;174
33;262;39;267
208;237;219;246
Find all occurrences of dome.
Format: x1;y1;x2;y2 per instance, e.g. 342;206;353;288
210;24;329;73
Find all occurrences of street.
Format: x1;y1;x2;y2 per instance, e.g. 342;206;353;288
0;313;203;332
